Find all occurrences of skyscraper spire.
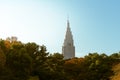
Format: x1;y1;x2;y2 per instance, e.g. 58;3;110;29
64;19;73;46
62;19;75;59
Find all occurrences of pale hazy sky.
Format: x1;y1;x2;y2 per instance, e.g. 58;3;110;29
0;0;120;57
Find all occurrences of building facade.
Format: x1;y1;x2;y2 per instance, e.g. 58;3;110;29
62;20;75;59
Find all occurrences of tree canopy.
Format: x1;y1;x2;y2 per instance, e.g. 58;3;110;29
0;37;120;80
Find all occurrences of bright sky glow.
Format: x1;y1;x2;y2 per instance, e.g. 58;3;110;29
0;0;120;57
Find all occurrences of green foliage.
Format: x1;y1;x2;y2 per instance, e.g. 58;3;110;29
28;76;39;80
83;53;113;80
6;43;32;80
44;53;65;80
0;37;120;80
0;47;6;67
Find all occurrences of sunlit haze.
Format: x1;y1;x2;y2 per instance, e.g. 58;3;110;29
0;0;120;57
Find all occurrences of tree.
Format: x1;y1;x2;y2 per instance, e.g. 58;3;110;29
25;42;39;59
111;63;120;80
109;52;120;65
30;45;49;80
0;47;6;67
44;53;65;80
0;39;8;54
6;42;32;80
64;58;84;80
83;53;113;80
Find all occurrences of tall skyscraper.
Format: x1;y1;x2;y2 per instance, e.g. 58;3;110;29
62;19;75;59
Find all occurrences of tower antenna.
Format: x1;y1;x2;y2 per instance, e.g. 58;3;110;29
67;14;69;21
